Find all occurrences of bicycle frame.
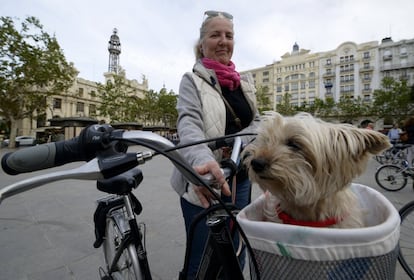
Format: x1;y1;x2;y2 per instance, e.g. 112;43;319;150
197;205;244;280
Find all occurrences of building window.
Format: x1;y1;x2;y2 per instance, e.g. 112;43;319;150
277;78;282;83
284;85;289;91
89;104;96;115
326;58;331;65
309;72;315;78
309;80;315;89
301;82;306;89
263;71;269;76
383;50;392;60
364;84;370;90
276;86;282;92
364;62;370;69
364;73;371;80
363;51;370;59
53;98;62;109
76;102;84;112
262;78;269;83
291;82;298;91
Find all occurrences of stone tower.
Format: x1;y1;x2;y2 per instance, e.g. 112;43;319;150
108;28;121;73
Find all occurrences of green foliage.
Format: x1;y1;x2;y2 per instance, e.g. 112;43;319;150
336;95;368;123
97;76;178;127
256;86;272;113
0;16;76;147
96;74;144;122
276;93;295;115
372;77;414;123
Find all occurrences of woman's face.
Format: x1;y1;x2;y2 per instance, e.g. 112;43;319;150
200;17;234;65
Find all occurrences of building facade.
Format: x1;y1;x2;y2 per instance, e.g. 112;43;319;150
17;29;148;140
241;37;414;112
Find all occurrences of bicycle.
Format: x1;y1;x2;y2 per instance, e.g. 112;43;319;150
397;196;414;279
374;143;411;166
375;158;414;192
0;124;260;280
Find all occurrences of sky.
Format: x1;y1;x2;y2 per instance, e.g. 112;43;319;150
2;0;414;93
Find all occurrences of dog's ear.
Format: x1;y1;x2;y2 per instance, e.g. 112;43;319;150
349;128;391;156
362;130;392;155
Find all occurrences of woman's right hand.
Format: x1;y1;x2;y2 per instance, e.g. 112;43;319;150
192;160;231;208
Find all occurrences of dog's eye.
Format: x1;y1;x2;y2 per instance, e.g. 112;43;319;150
286;139;301;151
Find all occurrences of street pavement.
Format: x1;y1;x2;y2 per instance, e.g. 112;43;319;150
0;146;413;280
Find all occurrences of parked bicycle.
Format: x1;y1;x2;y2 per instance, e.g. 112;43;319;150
0;124;260;280
374;143;411;166
375;158;414;192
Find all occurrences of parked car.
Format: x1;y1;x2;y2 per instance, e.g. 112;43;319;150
3;136;37;147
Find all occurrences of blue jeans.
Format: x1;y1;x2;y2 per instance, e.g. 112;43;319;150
180;178;251;279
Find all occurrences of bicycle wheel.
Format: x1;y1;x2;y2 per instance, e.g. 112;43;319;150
399;201;414;279
103;211;142;280
375;164;407;191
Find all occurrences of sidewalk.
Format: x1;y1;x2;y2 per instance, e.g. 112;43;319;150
0;148;413;279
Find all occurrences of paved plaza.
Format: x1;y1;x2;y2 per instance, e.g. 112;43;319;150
0;146;413;280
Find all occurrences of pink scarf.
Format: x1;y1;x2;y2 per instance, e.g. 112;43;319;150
201;58;241;90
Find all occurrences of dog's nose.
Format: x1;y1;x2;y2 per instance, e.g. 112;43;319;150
250;158;268;172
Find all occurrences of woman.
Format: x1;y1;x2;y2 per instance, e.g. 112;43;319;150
170;10;260;278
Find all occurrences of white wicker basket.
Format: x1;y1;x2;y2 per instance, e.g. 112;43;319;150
237;184;400;280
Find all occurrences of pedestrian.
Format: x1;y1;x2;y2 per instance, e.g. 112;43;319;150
170;10;260;278
387;123;402;144
402;116;414;169
360;119;374;130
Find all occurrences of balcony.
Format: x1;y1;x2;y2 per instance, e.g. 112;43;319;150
380;62;414;71
383;54;392;60
359;66;374;72
340;68;354;73
362;88;372;93
323;72;335;77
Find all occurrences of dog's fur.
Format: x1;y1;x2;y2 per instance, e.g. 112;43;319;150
242;112;391;228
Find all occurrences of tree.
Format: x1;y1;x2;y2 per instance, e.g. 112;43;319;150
256;86;272;113
337;96;367;123
97;74;144;122
157;88;178;128
276;92;295;115
372;77;414;123
0;16;76;147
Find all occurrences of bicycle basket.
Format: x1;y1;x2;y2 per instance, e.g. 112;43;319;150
237;184;400;280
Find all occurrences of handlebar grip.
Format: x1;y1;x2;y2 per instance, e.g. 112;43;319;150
1;137;88;175
2;143;57;175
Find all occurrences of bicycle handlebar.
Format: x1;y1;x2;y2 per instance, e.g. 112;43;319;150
0;126;245;204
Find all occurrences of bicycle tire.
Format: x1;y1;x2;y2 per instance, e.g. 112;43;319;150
375;164;407;191
103;213;143;280
399;201;414;279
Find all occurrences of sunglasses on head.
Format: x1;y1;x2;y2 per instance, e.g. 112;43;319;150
203;10;233;21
